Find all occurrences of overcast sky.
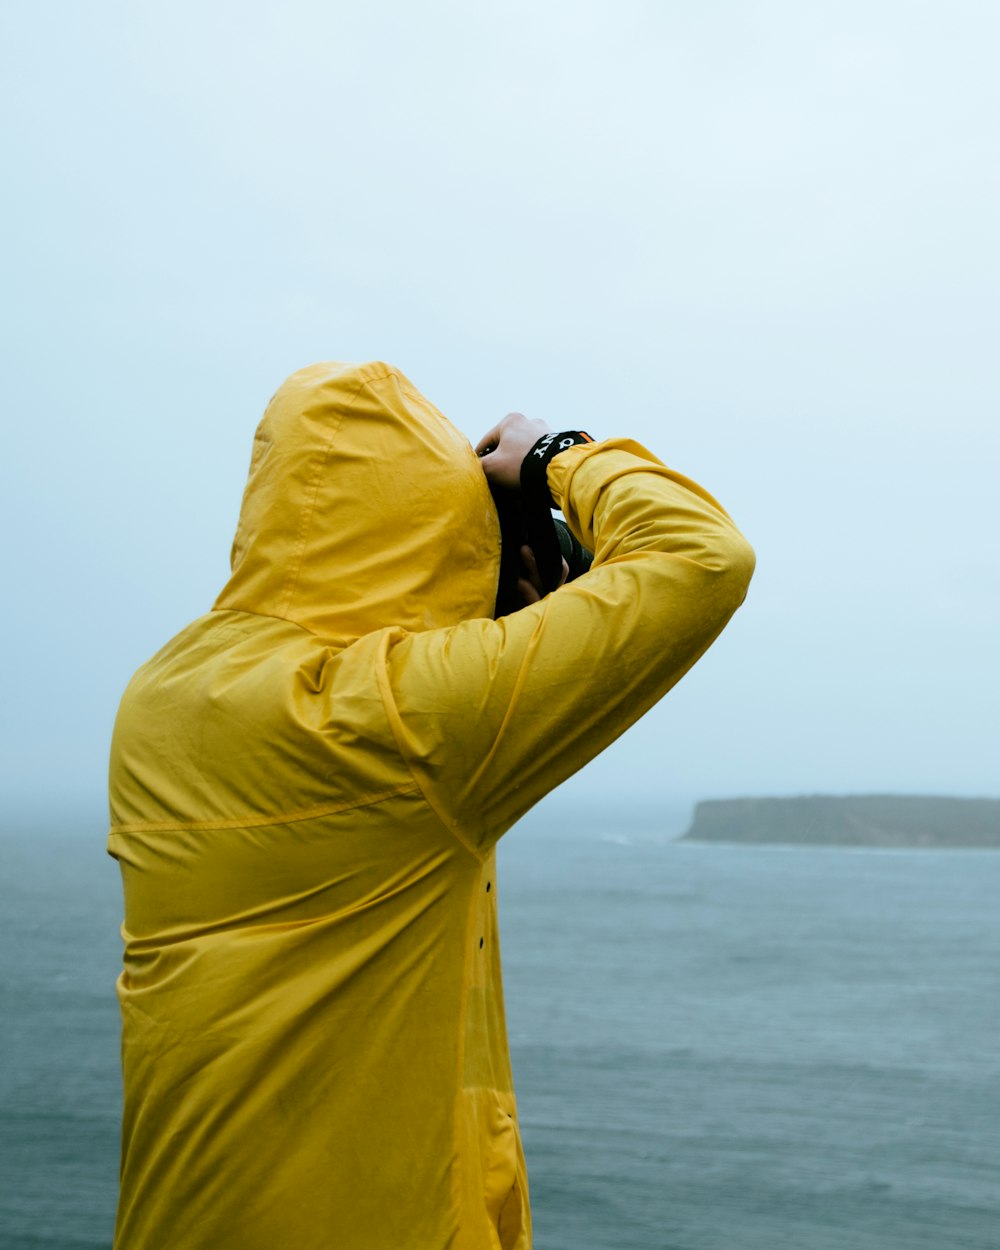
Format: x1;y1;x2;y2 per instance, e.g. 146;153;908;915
2;0;997;829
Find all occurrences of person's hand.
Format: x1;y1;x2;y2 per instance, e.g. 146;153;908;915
517;544;570;606
475;412;549;492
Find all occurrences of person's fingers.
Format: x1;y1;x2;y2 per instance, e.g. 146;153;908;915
475;415;519;488
517;577;542;606
516;546;566;607
517;546;543;607
475;411;527;457
520;545;543;596
474;421;503;458
475;412;549;490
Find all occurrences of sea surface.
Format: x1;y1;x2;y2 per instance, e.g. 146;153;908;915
1;816;998;1250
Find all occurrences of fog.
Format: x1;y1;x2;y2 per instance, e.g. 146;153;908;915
2;0;997;827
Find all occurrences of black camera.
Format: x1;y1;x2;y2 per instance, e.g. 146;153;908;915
490;485;593;617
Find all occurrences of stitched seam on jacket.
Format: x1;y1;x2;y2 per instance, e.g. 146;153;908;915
372;632;484;862
274;366;408;618
276;390;352;615
108;780;421;835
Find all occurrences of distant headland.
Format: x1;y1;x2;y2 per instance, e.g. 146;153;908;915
681;795;1000;848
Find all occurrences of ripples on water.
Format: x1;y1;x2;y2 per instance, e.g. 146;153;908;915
2;817;998;1249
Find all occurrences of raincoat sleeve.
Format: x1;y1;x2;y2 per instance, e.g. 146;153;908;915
375;438;755;853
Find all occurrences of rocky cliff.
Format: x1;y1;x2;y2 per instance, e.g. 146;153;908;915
681;795;1000;847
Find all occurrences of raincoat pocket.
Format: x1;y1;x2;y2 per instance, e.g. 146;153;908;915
483;1099;528;1250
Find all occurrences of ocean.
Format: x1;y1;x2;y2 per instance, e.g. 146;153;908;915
2;816;998;1249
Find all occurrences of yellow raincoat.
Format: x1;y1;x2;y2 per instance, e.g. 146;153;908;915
108;361;754;1250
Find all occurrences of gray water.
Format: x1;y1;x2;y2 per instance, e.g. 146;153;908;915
2;820;998;1249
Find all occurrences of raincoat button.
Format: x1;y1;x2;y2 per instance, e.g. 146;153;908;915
479;937;484;949
486;881;491;892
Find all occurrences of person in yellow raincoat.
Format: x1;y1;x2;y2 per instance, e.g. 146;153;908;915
108;361;754;1250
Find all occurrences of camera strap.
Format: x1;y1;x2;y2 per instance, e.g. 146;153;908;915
520;430;594;509
490;431;595;616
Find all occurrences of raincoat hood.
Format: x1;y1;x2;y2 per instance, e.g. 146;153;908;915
214;361;500;642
